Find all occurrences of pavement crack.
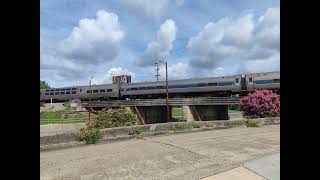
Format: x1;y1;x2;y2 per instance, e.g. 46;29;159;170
144;138;210;159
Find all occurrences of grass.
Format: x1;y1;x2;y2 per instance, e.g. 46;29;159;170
228;109;241;114
170;123;193;132
245;120;260;127
128;127;144;135
40;109;87;125
128;127;144;139
224;120;247;127
172;107;183;117
224;119;260;127
267;117;276;123
192;124;201;128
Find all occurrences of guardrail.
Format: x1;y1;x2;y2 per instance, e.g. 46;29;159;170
82;97;240;107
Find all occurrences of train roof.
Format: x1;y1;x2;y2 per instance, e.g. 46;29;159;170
124;71;280;86
43;71;279;90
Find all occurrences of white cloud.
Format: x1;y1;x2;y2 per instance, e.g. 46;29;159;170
59;10;124;64
254;7;280;50
115;0;184;20
136;19;177;66
157;62;190;80
187;7;280;70
157;62;230;81
238;54;280;74
41;10;125;83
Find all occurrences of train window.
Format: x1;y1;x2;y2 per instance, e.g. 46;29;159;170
71;91;76;94
107;89;112;92
66;92;70;94
100;89;105;92
249;78;253;82
45;93;49;95
208;82;218;86
60;89;65;91
50;93;54;95
273;79;280;83
50;89;54;92
235;78;239;83
72;88;76;90
145;86;155;90
87;90;91;93
66;88;71;91
80;89;82;92
254;80;273;84
55;89;60;91
197;83;207;87
131;88;138;90
93;90;98;93
54;92;59;95
218;82;234;86
61;92;65;94
45;90;49;92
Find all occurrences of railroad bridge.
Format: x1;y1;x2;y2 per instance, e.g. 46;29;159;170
81;97;239;124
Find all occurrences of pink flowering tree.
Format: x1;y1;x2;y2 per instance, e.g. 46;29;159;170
240;89;280;119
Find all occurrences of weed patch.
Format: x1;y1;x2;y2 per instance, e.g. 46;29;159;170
75;128;102;144
128;127;144;135
245;120;260;127
170;123;193;132
224;120;246;127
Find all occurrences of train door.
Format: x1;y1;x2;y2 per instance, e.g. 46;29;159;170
240;75;247;91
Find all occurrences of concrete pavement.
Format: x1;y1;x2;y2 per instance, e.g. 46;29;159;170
201;167;266;180
40;125;280;180
200;153;280;180
244;153;280;180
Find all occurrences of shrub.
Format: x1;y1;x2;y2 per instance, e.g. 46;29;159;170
90;108;138;129
76;128;102;144
240;89;280;119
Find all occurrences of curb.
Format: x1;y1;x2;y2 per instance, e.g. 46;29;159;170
40;121;279;152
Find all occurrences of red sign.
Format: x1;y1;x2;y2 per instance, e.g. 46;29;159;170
112;75;131;84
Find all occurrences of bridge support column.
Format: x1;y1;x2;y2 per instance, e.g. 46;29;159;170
183;105;229;121
183;106;196;122
129;106;172;124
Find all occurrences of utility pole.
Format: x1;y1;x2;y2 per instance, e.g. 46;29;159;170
155;62;160;81
88;77;93;122
157;60;170;122
118;82;121;99
165;61;170;122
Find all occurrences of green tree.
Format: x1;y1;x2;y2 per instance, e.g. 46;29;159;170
40;80;50;89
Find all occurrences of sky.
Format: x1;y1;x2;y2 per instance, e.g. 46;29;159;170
40;0;280;87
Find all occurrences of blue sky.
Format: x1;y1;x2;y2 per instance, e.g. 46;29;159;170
40;0;280;87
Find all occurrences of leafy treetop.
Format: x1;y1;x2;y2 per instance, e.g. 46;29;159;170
40;80;50;89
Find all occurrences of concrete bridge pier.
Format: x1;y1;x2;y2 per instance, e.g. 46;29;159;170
126;106;172;124
182;105;229;121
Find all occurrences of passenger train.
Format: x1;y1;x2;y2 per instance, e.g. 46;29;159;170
40;71;280;102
